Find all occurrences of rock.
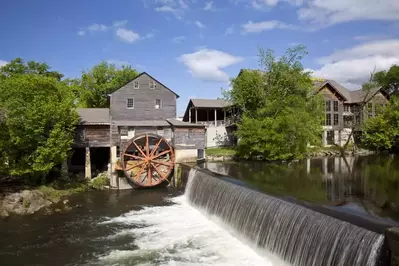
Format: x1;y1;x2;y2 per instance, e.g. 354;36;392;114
0;190;52;216
63;199;69;205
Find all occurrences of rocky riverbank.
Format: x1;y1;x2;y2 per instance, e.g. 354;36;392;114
0;172;110;218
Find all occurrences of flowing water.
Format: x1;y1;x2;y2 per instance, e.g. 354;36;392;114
1;155;396;265
0;189;282;266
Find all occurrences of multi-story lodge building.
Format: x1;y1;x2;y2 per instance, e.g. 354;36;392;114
182;71;389;148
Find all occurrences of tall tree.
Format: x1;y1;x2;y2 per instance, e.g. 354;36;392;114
373;65;399;95
0;58;64;80
77;61;138;108
0;74;78;183
226;45;324;160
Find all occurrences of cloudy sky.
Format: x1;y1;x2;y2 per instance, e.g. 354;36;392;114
1;0;399;115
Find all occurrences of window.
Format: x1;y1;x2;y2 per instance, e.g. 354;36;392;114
127;98;134;109
134;80;139;89
155;99;162;109
344;105;350;112
333;101;338;112
149;81;156;89
156;127;163;136
333;114;339;125
367;102;373;118
325;114;331;126
325;100;331;112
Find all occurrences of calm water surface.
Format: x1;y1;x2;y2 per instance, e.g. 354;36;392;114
200;154;399;223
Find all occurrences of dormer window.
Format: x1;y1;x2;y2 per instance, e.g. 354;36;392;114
127;98;134;109
134;80;139;89
149;81;156;89
155;99;162;109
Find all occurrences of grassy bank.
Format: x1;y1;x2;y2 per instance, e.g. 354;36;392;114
38;175;109;202
206;147;236;157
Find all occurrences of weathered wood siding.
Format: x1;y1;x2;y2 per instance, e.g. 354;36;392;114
173;128;205;150
110;73;177;121
74;125;110;147
319;84;344;130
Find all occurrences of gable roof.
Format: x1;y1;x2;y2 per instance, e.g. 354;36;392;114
77;108;110;125
191;99;231;108
314;79;385;104
110;72;180;98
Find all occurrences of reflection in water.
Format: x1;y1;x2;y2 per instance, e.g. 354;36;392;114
200;155;399;222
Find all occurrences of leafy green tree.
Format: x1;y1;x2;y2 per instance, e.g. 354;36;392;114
0;58;64;80
77;61;138;108
0;75;78;182
362;96;399;151
227;45;324;160
373;65;399;95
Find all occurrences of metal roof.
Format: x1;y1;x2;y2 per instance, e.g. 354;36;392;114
190;99;231;108
166;118;205;127
113;120;171;127
77;108;110;125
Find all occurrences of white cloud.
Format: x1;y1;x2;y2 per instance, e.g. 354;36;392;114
87;23;108;32
298;0;399;27
113;20;128;28
116;28;141;43
172;36;186;43
0;60;8;67
241;20;297;33
144;33;155;39
225;25;235;35
77;30;85;36
195;21;205;28
178;49;243;82
353;35;390;42
251;0;302;9
153;0;190;18
204;1;214;11
312;39;399;88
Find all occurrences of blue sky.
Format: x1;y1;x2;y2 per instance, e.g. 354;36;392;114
1;0;399;115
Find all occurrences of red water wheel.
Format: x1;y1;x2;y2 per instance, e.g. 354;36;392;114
121;133;174;187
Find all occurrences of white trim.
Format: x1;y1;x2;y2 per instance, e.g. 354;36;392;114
155;99;162;109
134;80;139;89
126;98;134;109
149;81;156;89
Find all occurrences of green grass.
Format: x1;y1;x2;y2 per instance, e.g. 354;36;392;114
206;147;236;156
38;182;88;203
89;174;109;190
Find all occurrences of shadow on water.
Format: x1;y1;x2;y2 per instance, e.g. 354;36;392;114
0;188;181;266
199;154;399;223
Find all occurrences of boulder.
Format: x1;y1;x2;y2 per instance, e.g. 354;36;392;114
0;190;52;216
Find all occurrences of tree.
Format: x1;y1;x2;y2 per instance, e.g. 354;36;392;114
373;65;399;95
0;58;64;81
77;61;138;108
0;74;78;183
362;96;399;151
226;45;324;160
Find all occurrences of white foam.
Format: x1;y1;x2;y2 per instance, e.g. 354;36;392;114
96;196;282;266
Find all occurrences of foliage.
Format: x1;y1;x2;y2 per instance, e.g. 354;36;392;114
0;58;64;81
38;182;88;202
77;61;138;108
206;147;236;156
89;173;109;190
362;96;399;151
226;45;324;160
373;65;399;95
0;74;79;182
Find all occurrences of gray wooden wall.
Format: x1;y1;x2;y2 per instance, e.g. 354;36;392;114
110;73;177;121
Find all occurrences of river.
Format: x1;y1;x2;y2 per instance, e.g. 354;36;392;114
1;154;398;265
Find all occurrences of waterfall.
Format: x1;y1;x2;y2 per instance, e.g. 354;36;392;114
185;168;385;266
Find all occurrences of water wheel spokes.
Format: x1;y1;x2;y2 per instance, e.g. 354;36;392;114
121;133;174;187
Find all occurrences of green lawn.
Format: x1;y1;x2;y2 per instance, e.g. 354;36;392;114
206;147;236;156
